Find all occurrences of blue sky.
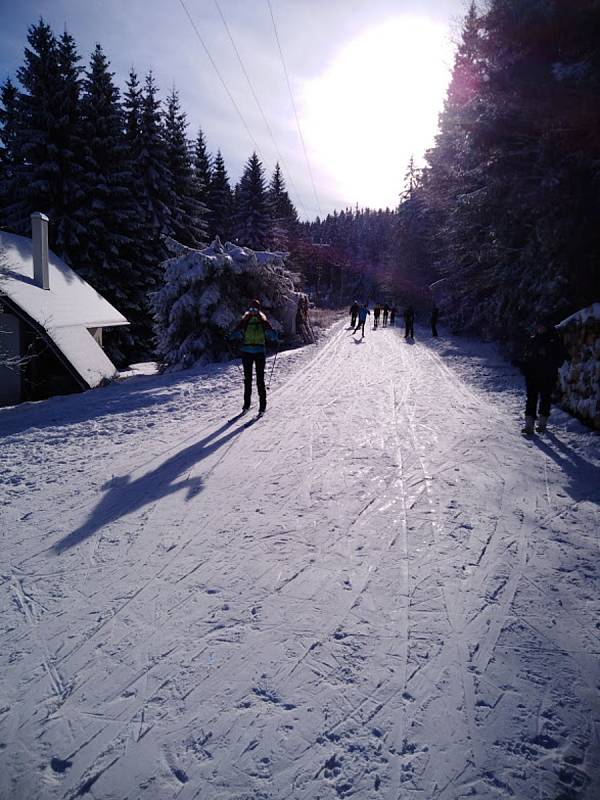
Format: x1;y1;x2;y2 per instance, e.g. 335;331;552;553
0;0;470;219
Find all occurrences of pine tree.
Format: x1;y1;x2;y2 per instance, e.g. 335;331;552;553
123;68;142;145
137;72;173;245
207;150;233;242
193;128;212;229
234;152;271;250
77;44;144;360
120;71;173;351
54;29;86;257
163;88;207;247
0;78;20;228
8;20;61;238
267;162;298;251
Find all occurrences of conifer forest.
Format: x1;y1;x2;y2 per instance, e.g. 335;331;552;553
1;1;599;364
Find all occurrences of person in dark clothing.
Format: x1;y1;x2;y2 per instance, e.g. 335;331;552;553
350;301;359;328
516;319;567;435
383;304;389;327
431;306;440;337
390;306;397;326
373;304;381;329
404;305;415;339
353;304;370;338
229;299;277;413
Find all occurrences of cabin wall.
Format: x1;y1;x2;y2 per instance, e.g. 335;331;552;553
0;310;22;405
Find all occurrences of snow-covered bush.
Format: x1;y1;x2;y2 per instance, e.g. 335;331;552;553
152;236;313;370
557;303;600;430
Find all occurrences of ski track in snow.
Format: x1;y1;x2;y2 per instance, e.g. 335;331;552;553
1;321;599;800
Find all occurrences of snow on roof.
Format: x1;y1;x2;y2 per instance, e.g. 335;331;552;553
0;230;128;329
0;230;128;388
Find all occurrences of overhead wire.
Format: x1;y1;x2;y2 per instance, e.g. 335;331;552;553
176;0;267;166
212;0;310;220
266;0;323;219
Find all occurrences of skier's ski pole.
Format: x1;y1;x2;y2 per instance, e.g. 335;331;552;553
225;338;243;375
267;344;279;390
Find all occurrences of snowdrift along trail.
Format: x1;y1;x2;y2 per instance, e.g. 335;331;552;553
1;321;599;799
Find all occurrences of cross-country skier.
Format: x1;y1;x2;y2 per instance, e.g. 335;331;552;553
431;306;440;337
374;304;381;329
404;305;415;339
350;301;359;328
353;303;370;338
229;300;277;414
383;304;389;327
515;317;567;435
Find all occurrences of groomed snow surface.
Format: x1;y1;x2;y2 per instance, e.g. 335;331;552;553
1;320;599;800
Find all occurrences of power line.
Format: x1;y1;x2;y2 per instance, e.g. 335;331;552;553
266;0;323;219
212;0;310;221
176;0;266;166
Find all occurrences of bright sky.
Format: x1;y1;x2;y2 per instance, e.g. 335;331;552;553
0;0;468;219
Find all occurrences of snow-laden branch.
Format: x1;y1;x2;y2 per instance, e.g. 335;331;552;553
152;237;312;370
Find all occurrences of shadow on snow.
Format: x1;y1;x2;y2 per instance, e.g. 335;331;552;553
52;417;246;553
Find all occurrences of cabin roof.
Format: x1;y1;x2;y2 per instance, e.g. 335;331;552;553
0;230;128;389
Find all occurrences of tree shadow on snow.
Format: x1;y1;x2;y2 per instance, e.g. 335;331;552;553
533;432;600;504
52;417;246;553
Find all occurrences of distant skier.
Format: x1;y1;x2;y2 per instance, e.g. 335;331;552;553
353;303;370;338
229;299;277;414
350;300;359;328
431;306;440;337
390;306;397;326
383;304;389;327
404;305;415;339
515;317;567;435
374;304;381;329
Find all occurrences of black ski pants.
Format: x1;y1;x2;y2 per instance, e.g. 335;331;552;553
405;320;414;338
242;352;266;410
354;321;366;337
525;374;555;419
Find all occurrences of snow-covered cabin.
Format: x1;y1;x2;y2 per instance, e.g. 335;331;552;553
0;213;128;406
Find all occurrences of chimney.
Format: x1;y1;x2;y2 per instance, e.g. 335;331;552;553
31;212;50;290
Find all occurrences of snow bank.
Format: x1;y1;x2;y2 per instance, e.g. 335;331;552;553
557;302;600;429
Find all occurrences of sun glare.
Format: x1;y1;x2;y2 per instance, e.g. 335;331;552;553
302;16;455;211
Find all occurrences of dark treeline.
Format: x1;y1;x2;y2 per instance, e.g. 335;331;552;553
308;0;600;350
421;0;600;346
2;3;599;363
0;20;300;362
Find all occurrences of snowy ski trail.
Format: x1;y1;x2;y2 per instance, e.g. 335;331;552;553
1;321;599;799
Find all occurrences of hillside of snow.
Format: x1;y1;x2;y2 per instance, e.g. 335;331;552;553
1;321;599;800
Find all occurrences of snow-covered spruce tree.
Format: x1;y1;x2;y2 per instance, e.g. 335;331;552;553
233;152;271;250
207;150;233;242
164;88;207;247
267;162;299;252
0;78;20;229
76;44;145;362
152;237;313;370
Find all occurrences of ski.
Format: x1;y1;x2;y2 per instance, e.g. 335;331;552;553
228;410;249;423
244;411;266;428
